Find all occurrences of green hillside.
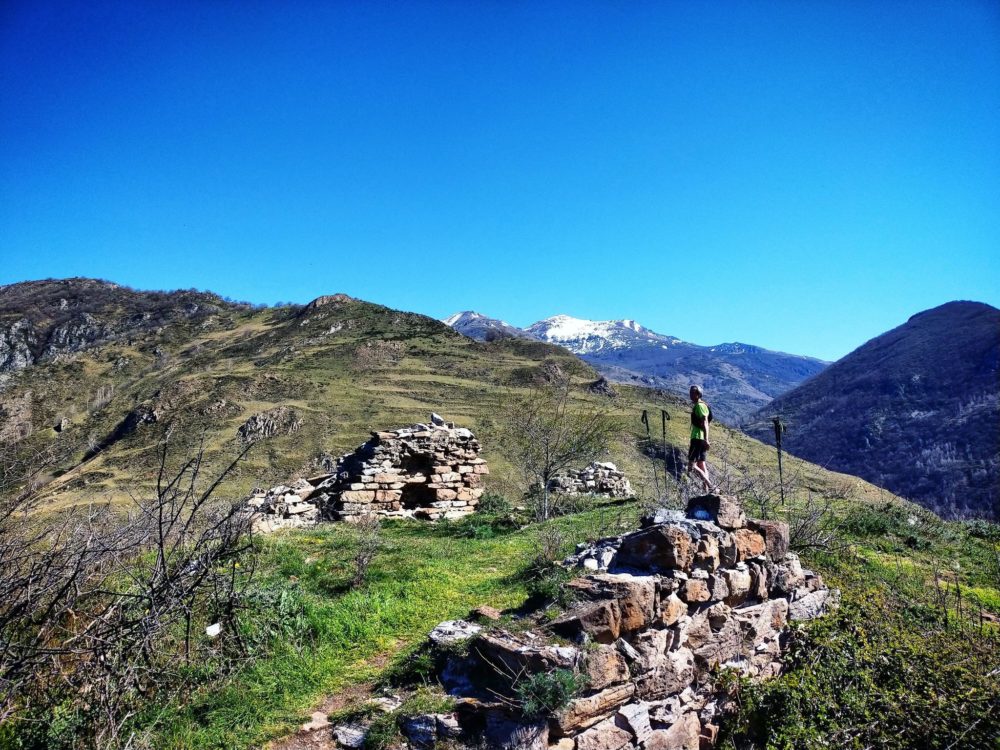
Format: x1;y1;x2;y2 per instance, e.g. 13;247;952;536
1;279;885;512
1;280;998;749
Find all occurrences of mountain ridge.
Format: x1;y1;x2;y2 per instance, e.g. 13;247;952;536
443;310;828;421
746;300;1000;519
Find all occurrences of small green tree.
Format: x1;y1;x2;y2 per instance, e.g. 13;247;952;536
493;379;619;520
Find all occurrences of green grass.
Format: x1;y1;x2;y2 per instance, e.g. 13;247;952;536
143;512;593;748
126;488;999;749
721;545;1000;750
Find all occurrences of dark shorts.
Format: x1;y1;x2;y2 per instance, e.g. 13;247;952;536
688;439;709;464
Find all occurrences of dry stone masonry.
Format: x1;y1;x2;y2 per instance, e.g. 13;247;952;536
245;415;488;531
394;493;837;750
315;416;488;521
245;477;321;533
548;461;634;499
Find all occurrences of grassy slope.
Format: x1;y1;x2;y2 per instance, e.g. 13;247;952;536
3;289;998;748
8;293;890;513
145;497;999;749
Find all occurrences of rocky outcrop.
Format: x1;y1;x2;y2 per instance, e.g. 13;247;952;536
40;313;109;358
0;318;37;372
549;462;634;499
245;416;488;530
304;293;354;310
412;494;836;749
588;377;618;398
236;406;303;445
0;278;238;376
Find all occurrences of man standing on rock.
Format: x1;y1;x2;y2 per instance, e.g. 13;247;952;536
687;385;714;492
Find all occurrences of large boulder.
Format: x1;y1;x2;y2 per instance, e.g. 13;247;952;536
552;683;637;735
550;600;622;644
644;711;702;750
615;525;696;573
570;574;658;633
685;494;746;530
574;718;634;750
789;588;840;621
584;645;631;691
748;519;790;562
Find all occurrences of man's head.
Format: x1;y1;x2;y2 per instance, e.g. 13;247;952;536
689;385;703;402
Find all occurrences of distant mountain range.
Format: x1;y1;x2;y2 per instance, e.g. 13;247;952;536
443;311;828;421
746;301;1000;520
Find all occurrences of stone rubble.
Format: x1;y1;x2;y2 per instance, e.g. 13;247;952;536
548;462;634;499
407;493;838;750
244;416;488;531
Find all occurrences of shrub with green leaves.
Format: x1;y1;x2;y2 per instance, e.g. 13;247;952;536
521;557;575;608
449;494;523;538
720;585;1000;750
514;669;587;718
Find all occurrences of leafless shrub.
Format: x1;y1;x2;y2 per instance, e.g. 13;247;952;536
700;434;845;553
91;383;114;411
0;433;257;746
351;514;382;587
491;378;621;520
787;490;841;552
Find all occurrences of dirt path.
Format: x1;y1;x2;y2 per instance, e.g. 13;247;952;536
266;652;392;750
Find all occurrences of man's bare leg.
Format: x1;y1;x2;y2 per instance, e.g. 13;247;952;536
691;460;713;492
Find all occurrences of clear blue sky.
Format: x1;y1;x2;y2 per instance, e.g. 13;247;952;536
2;1;998;361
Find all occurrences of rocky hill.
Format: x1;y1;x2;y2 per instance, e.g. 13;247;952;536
0;278;865;515
0;279;612;507
746;301;1000;520
443;312;828;422
0;278;245;374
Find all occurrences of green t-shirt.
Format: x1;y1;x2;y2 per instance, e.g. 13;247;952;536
690;402;710;441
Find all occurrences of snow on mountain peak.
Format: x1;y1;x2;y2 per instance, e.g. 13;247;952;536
443;310;517;328
442;311;482;326
526;314;666;354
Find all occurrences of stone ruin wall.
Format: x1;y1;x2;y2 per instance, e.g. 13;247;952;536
548;461;634;499
372;493;837;750
314;421;488;521
245;417;488;531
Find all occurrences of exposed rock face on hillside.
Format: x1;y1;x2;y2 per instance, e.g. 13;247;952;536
236;406;303;445
373;494;836;750
549;461;634;499
0;278;243;378
746;301;1000;520
245;417;488;530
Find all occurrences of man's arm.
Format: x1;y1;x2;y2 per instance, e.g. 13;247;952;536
701;404;710;446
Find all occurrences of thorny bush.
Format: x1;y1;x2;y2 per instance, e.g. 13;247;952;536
0;435;258;748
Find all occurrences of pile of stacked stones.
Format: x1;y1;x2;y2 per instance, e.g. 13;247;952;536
245;477;323;533
396;494;836;750
244;415;488;530
548;461;634;499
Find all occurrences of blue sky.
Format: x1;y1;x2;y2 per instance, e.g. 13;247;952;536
2;1;998;361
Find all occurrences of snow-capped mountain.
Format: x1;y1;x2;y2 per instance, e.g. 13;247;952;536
443;310;828;421
525;315;682;354
441;311;531;342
